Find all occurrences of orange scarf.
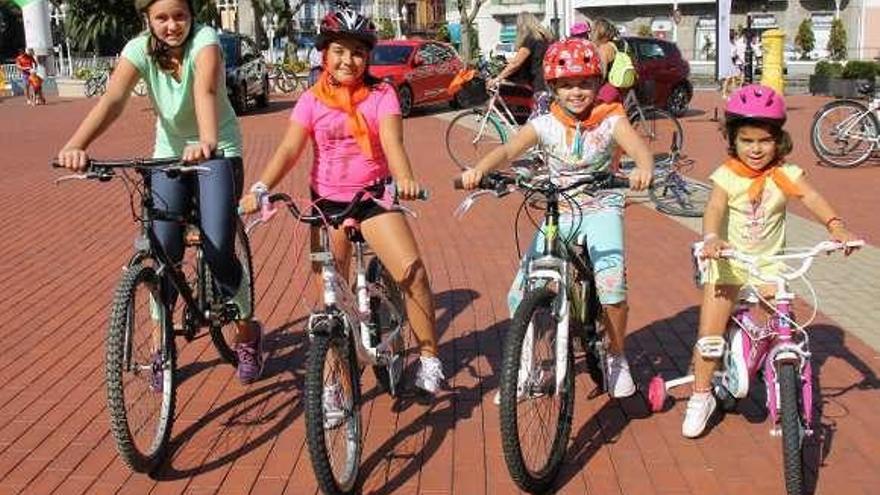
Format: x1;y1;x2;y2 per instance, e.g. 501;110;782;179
447;68;476;95
550;101;626;147
723;157;803;204
311;71;374;159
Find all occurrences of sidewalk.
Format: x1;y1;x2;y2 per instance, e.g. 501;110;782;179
0;93;877;494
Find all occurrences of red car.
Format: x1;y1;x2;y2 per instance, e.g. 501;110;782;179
620;36;693;117
369;39;465;117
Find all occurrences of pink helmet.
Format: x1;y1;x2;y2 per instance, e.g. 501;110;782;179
725;84;786;124
543;39;603;82
570;21;591;38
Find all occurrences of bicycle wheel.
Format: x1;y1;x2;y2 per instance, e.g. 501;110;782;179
649;172;711;217
779;362;805;495
500;287;574;494
366;257;409;397
207;218;253;365
275;70;296;93
85;77;100;98
106;263;176;472
628;107;683;166
810;99;878;168
445;109;508;170
305;323;362;495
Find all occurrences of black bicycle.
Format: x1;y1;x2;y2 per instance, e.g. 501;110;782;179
53;157;254;472
455;165;628;493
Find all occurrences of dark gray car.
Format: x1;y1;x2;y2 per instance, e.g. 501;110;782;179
219;31;270;114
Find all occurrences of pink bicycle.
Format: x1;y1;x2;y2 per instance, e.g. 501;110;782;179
647;239;864;495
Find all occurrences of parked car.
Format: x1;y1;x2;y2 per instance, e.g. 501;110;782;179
368;39;465;117
619;36;692;117
491;41;517;62
219;31;270;114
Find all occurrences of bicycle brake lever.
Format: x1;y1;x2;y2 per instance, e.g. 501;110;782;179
54;173;102;185
176;165;211;173
453;190;495;219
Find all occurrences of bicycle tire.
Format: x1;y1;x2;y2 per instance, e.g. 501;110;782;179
500;287;574;494
445;108;508;170
305;324;362;495
810;99;878;168
628;107;683;166
207;218;253;365
85;77;100;98
106;263;176;473
779;362;805;495
649;173;711;218
366;257;409;396
274;70;296;94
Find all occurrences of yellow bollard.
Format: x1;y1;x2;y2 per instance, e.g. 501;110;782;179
761;29;785;94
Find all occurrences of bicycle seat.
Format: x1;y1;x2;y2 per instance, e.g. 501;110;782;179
858;82;874;96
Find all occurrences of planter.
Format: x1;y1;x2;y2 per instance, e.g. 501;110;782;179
829;78;873;99
55;77;87;98
809;75;831;95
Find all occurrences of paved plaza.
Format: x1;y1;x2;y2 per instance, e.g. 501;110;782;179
0;89;877;494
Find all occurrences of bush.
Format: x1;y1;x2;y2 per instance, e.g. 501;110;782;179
436;22;450;43
841;60;876;80
814;60;844;78
377;18;395;40
828;18;847;61
73;67;94;80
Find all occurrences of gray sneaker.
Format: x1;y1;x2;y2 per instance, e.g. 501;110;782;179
235;321;265;384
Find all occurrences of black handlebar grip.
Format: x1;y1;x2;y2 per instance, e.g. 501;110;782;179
453;177;464;190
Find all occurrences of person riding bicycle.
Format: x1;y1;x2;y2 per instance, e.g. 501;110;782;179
487;12;554;118
460;38;654;399
55;0;265;385
682;84;860;438
239;5;445;395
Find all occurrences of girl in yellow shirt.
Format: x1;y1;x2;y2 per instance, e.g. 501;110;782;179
682;85;860;438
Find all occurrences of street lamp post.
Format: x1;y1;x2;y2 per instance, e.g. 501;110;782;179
400;4;408;38
262;13;279;64
50;2;71;77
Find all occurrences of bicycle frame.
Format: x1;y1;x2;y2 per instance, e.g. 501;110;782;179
472;84;521;145
827;102;880;144
308;224;403;368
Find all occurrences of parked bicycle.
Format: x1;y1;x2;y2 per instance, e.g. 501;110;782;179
268;62;306;94
648;239;864;495
810;88;879;167
249;182;425;495
622;88;683;166
621;132;710;217
52;157;254;472
85;68;110;98
454;163;629;493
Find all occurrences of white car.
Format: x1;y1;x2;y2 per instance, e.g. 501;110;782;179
491;42;517;62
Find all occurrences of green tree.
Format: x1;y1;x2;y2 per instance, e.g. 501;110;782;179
828;17;847;61
456;0;489;64
795;18;814;60
63;0;140;55
377;18;395;40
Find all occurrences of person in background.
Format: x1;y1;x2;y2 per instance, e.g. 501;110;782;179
591;18;622;104
15;48;37;105
570;21;591;40
487;12;554;118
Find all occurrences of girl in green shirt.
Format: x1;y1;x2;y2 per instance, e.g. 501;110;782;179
56;0;264;384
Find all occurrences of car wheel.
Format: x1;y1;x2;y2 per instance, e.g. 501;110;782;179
397;85;413;118
234;83;248;114
666;83;691;117
256;76;269;108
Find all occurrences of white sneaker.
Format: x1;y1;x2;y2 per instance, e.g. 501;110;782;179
606;353;636;398
414;356;445;394
682;392;717;438
723;328;750;399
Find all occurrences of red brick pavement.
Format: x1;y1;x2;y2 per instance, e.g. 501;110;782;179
0;92;877;494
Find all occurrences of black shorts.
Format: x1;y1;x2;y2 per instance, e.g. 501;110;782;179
309;190;395;226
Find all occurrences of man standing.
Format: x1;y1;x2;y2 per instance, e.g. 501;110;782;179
15;48;37;105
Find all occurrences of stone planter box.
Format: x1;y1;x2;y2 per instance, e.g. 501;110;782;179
55;77;87;98
809;75;831;96
828;78;873;99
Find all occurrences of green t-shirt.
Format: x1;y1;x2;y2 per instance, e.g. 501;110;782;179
121;25;242;158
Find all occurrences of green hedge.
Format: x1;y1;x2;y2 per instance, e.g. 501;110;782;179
841;60;877;79
814;60;843;77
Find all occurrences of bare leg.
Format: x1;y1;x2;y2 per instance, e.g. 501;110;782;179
361;212;438;357
692;284;739;392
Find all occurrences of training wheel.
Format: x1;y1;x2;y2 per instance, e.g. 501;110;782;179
647;375;668;412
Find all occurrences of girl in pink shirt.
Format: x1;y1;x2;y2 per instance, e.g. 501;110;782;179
241;7;444;395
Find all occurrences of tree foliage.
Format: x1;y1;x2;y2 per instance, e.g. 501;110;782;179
456;0;488;64
828;18;847;61
63;0;140;55
795;18;814;59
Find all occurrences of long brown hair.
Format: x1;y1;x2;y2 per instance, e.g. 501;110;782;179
515;12;553;48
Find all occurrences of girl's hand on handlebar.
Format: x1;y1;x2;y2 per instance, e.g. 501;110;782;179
57;148;89;171
700;238;730;259
460;168;484;190
239;193;260;215
395;177;423;200
182;141;217;163
828;224;861;256
628;168;652;192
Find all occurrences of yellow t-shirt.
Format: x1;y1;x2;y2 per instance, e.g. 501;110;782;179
705;162;804;285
